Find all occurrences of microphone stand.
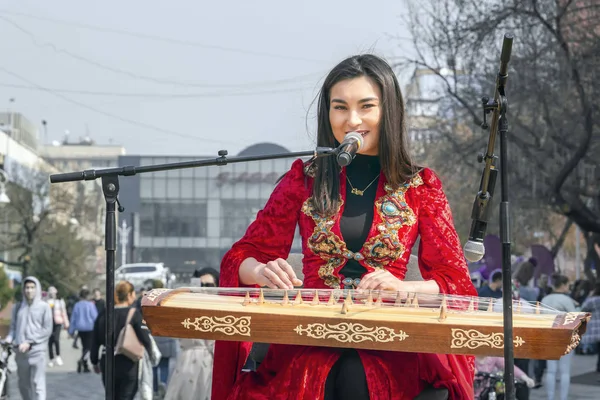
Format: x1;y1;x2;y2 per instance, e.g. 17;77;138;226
49;147;337;400
471;34;515;399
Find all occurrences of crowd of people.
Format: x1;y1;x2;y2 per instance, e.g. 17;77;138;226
472;257;600;400
6;250;598;400
4;266;219;400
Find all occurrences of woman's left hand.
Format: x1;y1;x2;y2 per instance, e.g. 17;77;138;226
356;270;409;292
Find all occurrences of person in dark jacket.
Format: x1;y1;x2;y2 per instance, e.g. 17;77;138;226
92;288;105;315
90;280;152;400
68;288;98;373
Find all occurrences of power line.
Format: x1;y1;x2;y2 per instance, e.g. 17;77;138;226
0;82;314;98
0;16;325;89
0;9;323;64
0;66;239;144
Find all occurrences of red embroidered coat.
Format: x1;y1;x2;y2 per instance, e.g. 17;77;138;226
213;159;477;400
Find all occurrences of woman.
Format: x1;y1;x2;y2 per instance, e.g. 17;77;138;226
513;258;540;302
581;283;600;374
191;266;220;287
67;288;98;373
164;268;218;400
541;274;578;400
571;279;593;306
213;54;477;400
90;280;153;400
46;286;69;368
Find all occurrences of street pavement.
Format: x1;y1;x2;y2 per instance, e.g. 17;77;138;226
7;331;104;399
4;331;600;399
528;353;599;400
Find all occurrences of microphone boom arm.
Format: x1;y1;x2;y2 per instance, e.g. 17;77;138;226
466;35;513;252
478;35;512;199
49;145;337;400
467;34;516;400
50;147;337;183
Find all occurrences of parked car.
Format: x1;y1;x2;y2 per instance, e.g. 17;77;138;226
115;263;172;289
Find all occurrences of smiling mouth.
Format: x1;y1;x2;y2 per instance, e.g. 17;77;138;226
348;130;369;137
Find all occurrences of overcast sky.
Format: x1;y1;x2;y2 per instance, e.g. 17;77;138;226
0;0;417;156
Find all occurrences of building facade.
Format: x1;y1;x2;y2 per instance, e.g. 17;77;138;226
41;139;126;170
0;112;40;152
0;114;102;281
404;67;473;151
41;138;127;275
118;143;304;277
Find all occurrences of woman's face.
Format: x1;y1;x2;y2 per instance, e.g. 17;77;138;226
329;76;382;156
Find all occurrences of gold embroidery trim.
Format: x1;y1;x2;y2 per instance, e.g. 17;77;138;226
301;197;345;288
363;176;423;269
301;174;424;287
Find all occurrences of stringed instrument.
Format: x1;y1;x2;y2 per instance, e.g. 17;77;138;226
141;287;590;360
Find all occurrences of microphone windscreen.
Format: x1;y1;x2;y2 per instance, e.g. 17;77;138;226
346;132;363;148
463;240;485;262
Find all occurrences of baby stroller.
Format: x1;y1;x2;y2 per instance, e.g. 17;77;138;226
474;372;528;400
0;340;13;399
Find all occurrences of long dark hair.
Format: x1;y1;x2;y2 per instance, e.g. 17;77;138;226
311;54;417;216
513;257;537;286
193;267;220;286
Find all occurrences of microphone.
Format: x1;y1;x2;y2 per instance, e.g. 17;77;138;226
463;167;498;262
336;132;364;167
463;35;511;263
464;238;485;263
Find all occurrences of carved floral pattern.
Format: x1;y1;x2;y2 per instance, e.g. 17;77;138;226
563;313;579;325
181;315;251;336
451;329;525;350
565;332;581;355
144;289;170;302
294;322;409;343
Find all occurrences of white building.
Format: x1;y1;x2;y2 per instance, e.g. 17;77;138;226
41;138;127;275
404;67;472;147
0;113;108;279
41;138;126;170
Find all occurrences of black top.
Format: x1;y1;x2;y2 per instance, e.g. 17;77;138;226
90;306;152;368
339;154;380;280
94;298;106;315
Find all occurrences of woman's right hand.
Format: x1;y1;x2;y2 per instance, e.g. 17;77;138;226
254;258;303;289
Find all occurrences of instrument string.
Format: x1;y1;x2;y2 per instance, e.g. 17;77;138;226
149;287;564;327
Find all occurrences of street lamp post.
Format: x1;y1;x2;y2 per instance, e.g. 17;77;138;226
118;219;131;266
0;168;10;275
